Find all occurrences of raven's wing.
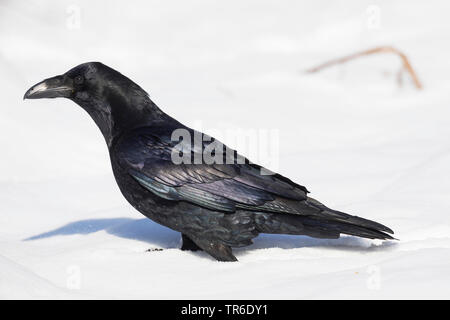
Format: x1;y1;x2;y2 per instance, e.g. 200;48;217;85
115;127;393;237
115;126;309;213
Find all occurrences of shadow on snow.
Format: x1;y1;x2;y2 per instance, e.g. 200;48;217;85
24;217;396;253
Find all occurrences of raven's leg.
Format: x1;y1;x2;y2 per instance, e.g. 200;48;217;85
190;237;238;262
181;234;202;251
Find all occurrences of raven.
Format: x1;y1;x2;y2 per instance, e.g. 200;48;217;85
24;62;394;261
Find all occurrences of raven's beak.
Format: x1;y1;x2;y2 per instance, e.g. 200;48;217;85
24;75;74;100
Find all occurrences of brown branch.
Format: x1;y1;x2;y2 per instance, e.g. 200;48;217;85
306;46;423;90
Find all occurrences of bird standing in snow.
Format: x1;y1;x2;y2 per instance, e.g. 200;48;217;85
24;62;394;261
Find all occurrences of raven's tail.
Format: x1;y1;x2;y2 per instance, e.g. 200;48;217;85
255;197;395;241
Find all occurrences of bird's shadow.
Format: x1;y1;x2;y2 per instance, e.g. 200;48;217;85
24;217;397;253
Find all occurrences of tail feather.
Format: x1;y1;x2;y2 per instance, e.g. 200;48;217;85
255;197;395;241
305;197;394;235
300;216;395;240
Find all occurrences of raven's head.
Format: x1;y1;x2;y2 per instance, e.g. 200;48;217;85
24;62;120;100
24;62;167;146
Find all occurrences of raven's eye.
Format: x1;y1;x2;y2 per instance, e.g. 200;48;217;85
74;75;84;85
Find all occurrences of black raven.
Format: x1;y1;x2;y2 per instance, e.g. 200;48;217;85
24;62;394;261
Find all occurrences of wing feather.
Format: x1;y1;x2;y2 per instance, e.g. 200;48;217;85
117;127;309;213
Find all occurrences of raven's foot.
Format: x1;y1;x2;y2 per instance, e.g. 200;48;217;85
181;234;202;251
189;236;238;262
146;248;164;252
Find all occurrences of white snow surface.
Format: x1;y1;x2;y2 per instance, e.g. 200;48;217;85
1;0;450;299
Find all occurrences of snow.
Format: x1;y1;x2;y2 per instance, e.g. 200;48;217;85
1;0;450;299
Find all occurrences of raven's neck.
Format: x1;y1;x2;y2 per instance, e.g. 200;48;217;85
73;90;172;148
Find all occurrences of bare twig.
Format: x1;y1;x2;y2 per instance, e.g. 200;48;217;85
306;46;422;90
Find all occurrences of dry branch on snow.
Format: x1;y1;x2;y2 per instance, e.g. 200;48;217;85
306;46;423;90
